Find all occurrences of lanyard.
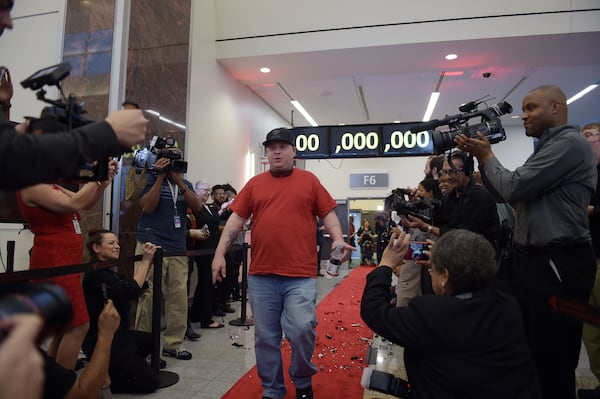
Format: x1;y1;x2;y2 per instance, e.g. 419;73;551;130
167;180;179;216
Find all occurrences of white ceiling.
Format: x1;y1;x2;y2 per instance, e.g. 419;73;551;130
218;31;600;129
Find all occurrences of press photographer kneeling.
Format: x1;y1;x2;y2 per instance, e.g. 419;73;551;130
360;229;541;398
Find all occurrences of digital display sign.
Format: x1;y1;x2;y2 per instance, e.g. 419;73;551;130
380;123;433;156
293;127;330;159
329;125;381;158
291;123;435;159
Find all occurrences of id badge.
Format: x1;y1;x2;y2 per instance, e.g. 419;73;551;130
72;218;82;234
174;215;182;229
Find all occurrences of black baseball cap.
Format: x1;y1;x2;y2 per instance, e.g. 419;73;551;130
262;128;295;147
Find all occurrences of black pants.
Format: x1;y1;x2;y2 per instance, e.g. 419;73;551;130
190;254;217;325
83;330;159;394
513;242;596;399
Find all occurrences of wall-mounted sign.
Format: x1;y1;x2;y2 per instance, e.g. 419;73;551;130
349;173;389;189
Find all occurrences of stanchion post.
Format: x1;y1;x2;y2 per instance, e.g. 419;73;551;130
6;241;15;273
229;243;254;327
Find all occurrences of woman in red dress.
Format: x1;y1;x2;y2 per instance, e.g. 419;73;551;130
17;160;118;370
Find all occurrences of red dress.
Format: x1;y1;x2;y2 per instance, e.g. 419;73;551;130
17;185;89;327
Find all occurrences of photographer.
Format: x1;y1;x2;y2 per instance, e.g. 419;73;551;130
134;148;203;360
402;151;499;248
361;229;541;398
42;300;120;399
456;85;596;399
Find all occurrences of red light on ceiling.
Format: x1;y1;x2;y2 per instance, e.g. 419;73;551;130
263;83;275;87
445;71;464;77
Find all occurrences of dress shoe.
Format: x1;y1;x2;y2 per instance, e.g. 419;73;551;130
579;385;600;399
212;309;226;317
221;305;236;313
296;385;313;399
185;325;201;341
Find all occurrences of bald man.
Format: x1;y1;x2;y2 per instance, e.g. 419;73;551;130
456;85;597;399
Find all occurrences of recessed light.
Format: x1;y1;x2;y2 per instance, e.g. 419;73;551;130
393;120;401;123
259;67;271;73
445;53;458;61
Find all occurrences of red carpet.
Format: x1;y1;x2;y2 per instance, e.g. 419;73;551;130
222;266;374;399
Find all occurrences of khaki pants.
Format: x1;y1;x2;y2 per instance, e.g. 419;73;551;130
396;261;422;308
134;241;188;351
583;259;600;382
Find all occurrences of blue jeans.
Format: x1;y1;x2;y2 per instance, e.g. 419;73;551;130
248;275;318;399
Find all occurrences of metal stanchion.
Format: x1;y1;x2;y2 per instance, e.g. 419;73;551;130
229;242;254;327
6;241;15;273
151;247;179;388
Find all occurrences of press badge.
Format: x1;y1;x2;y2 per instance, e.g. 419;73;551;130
72;217;82;234
174;215;182;228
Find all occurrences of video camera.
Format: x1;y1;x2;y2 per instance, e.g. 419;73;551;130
20;62;106;180
0;283;73;342
385;188;440;224
410;97;513;154
133;136;188;176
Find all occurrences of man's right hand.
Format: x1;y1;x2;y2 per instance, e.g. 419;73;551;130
105;109;149;148
211;254;227;284
98;300;120;337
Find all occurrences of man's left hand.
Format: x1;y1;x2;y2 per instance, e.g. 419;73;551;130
454;132;495;164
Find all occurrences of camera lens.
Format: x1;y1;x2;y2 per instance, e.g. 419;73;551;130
0;284;72;334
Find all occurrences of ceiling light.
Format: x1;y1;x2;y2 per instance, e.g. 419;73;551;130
445;53;458;60
566;83;599;105
422;92;440;122
393;120;401;123
259;67;271;73
146;109;186;130
291;100;318;127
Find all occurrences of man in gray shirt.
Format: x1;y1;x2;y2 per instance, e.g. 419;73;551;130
456;85;597;399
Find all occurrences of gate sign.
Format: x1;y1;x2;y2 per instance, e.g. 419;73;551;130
349;173;389;189
291;122;433;159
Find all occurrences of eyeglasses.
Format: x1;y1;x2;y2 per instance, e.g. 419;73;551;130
440;169;464;176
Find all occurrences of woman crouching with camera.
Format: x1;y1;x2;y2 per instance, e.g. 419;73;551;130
82;230;161;394
361;228;541;398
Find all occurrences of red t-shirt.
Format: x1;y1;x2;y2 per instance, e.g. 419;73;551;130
231;168;336;277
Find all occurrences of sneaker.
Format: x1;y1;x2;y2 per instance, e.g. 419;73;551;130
579;386;600;399
296;385;313;399
162;347;192;360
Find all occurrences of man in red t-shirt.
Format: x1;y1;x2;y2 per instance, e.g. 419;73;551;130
212;128;354;399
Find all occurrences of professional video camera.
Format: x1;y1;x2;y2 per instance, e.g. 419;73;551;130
20;62;106;180
410;96;513;154
21;62;93;132
0;283;73;342
385;188;440;224
133;135;188;176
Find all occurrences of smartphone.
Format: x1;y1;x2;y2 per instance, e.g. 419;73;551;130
0;66;7;84
404;241;430;261
101;283;109;304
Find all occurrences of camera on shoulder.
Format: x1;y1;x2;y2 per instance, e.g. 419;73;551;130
133;136;188;176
